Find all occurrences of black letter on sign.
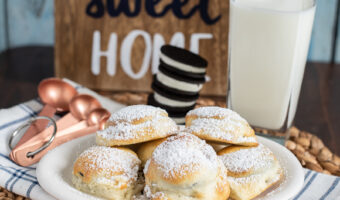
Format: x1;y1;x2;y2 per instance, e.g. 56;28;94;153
200;0;221;25
86;0;105;18
172;0;199;19
145;0;172;17
107;0;142;17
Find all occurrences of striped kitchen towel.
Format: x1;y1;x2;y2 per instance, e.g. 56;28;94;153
0;79;339;200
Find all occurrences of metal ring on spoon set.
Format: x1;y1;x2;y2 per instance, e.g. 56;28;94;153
8;116;57;158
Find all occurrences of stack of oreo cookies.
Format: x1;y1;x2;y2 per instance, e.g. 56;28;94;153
148;45;208;124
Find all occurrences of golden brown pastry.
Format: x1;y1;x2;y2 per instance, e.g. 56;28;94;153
218;144;283;200
207;142;230;152
137;137;168;166
72;146;143;200
144;132;230;200
96;105;178;146
186;106;258;146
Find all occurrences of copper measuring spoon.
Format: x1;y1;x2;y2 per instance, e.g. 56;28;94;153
30;93;102;140
13;78;77;148
11;108;110;166
9;94;101;165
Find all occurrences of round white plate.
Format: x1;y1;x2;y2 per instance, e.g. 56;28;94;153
36;134;304;200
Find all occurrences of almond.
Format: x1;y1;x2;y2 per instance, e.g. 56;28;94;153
320;161;339;174
318;147;332;162
295;137;310;148
311;136;324;152
285;140;296;150
305;162;323;173
302;152;318;164
289;126;300;138
322;170;331;175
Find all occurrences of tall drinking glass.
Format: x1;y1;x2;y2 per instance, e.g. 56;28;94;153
227;0;316;131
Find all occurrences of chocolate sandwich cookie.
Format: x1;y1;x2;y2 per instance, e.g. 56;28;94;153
158;63;206;84
167;110;190;125
148;94;196;113
160;45;207;74
152;76;199;100
169;116;186;124
153;92;196;108
159;60;206;78
157;66;205;93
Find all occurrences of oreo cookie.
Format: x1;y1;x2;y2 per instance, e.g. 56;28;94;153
158;64;206;84
171;118;185;125
160;59;206;78
153;92;196;108
148;94;195;113
149;45;208;124
160;45;207;69
167;110;190;125
152;76;199;100
167;110;190;118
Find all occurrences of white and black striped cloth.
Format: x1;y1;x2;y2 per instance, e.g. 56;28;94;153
0;80;339;200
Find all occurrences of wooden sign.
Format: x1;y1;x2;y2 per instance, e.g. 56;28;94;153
55;0;229;96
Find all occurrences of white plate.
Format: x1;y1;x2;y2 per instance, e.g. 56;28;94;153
37;134;304;200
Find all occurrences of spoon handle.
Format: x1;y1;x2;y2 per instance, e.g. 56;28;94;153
15;104;56;148
11;121;99;166
26;113;81;144
9;113;80;163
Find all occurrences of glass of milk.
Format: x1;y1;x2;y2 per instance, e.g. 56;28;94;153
227;0;316;131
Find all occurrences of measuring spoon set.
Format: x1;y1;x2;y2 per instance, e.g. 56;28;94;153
8;78;110;166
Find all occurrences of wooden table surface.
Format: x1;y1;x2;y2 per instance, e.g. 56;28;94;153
0;46;339;155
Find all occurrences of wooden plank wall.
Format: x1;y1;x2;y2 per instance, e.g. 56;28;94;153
0;0;339;63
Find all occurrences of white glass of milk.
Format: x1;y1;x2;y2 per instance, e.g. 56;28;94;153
227;0;316;130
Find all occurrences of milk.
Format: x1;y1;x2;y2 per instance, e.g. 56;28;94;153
228;0;315;130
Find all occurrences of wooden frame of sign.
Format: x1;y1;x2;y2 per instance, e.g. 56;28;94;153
55;0;229;96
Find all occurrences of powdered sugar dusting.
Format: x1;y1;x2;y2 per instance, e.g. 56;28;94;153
188;118;256;143
108;105;166;122
74;146;140;186
150;132;220;179
98;121;154;140
144;185;167;200
96;105;177;141
187;106;247;122
144;185;152;197
261;169;287;199
227;171;280;186
219;144;273;173
186;107;256;143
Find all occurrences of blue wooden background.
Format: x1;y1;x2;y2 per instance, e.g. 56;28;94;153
0;0;338;63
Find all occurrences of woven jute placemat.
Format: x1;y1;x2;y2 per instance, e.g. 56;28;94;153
0;188;28;200
2;92;339;199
